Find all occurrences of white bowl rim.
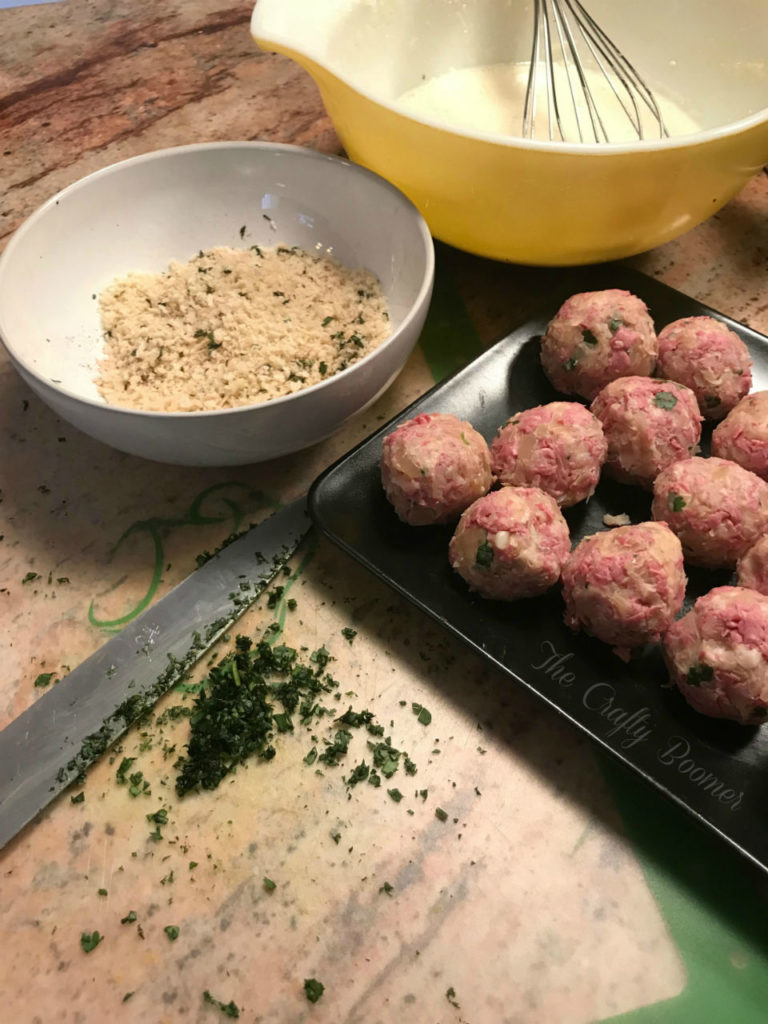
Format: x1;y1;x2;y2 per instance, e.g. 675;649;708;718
251;17;768;155
0;140;435;420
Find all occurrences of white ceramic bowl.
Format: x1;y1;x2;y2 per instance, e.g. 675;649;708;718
0;142;434;465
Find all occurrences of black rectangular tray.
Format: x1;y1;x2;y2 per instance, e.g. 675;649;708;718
308;263;768;873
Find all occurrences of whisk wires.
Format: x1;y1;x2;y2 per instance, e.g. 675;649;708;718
523;0;668;143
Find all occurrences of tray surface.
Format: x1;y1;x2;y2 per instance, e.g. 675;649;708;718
309;264;768;873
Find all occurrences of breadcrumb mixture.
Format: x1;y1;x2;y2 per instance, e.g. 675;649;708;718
97;245;390;412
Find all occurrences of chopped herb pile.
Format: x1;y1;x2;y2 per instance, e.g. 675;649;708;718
174;635;417;797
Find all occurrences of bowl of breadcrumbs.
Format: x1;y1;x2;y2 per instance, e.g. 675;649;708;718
0;142;434;465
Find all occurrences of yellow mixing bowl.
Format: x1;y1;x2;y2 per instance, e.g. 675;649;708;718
252;0;768;266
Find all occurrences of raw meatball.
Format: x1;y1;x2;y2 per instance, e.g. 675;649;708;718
562;521;686;659
448;486;570;600
651;457;768;568
656;315;751;420
540;289;658;400
663;586;768;724
737;535;768;596
712;391;768;481
490;401;607;508
381;412;491;525
590;376;701;488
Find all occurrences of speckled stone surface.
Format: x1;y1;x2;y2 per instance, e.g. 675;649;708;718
2;1;768;1021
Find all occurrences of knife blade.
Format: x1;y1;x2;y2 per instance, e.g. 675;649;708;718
0;496;312;851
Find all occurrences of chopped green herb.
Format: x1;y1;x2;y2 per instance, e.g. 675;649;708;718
687;662;714;686
263;876;277;892
164;925;180;941
331;832;341;844
80;931;103;953
304;747;318;765
582;328;599;347
304;978;324;1004
387;787;403;802
189;862;198;870
341;627;357;643
380;881;394;895
435;807;448;823
203;990;240;1018
122;992;134;1003
287;598;297;611
22;572;40;584
121;911;137;924
34;672;55;688
98;888;107;896
608;317;623;333
475;541;494;568
412;703;432;726
668;492;686;513
146;808;168;825
322;316;334;327
71;792;85;804
446;986;460;1008
346;761;370;786
239;225;246;238
653;390;678;410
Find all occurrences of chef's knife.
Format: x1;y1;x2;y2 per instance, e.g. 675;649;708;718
0;496;312;851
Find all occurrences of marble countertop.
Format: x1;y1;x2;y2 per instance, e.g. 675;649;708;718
2;2;768;1022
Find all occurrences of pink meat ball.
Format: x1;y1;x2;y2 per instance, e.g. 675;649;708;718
381;412;491;525
737;535;768;596
712;391;768;481
540;289;658;401
590;376;701;488
651;457;768;568
562;521;686;660
656;315;751;420
449;486;570;601
490;401;607;507
664;586;768;724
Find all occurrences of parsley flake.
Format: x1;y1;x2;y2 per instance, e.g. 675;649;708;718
582;328;599;347
668;492;686;513
164;925;180;941
304;978;325;1004
121;911;137;924
475;541;494;568
341;627;357;643
380;881;394;895
412;703;432;726
34;672;55;688
687;663;714;686
435;807;448;823
608;316;623;333
71;792;85;804
80;931;103;953
263;877;277;892
653;390;678;410
203;990;240;1018
387;787;404;802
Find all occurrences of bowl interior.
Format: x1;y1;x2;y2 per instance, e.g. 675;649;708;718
0;143;431;407
259;0;768;136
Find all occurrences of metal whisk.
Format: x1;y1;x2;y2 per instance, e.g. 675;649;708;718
523;0;668;143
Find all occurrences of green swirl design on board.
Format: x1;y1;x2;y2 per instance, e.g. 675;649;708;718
89;482;277;632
